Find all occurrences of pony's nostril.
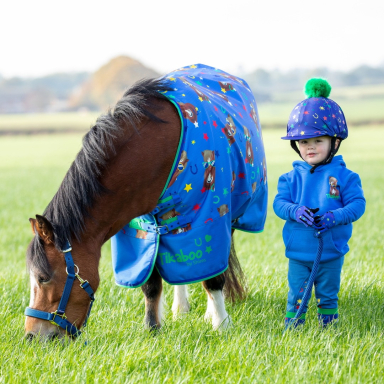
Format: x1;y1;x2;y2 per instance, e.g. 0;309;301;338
25;332;35;342
48;332;59;341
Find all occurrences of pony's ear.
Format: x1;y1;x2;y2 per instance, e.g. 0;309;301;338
34;215;54;244
29;218;37;234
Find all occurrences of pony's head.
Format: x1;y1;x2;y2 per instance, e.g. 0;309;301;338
25;215;98;341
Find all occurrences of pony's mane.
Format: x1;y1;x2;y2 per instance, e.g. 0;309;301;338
27;77;172;276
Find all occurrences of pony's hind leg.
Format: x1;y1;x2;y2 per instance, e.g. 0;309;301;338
141;268;164;330
202;231;245;330
172;285;190;318
202;274;231;330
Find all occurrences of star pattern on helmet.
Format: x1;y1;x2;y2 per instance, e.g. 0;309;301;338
286;97;348;140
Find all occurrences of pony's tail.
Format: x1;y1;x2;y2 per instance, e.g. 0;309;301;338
223;237;247;303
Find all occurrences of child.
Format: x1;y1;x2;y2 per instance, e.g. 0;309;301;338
273;78;366;328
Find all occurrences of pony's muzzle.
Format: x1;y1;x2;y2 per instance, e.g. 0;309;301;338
25;330;65;342
25;331;36;342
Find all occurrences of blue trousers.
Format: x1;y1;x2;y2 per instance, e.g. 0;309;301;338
286;256;344;320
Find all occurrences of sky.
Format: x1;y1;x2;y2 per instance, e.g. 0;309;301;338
1;0;383;78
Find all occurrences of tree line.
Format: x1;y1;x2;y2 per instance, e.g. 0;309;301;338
1;63;384;113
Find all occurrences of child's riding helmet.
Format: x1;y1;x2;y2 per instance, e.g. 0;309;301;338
281;78;348;173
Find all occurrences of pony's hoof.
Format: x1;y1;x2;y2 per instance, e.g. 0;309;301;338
144;323;161;336
204;309;213;322
144;315;162;332
213;315;232;331
172;302;190;319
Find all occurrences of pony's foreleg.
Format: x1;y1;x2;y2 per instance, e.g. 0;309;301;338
172;285;190;318
202;274;231;330
141;268;164;330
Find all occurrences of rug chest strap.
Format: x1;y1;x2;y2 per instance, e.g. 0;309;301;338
140;214;192;235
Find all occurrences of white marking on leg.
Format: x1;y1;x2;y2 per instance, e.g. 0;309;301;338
208;290;231;330
172;285;190;318
204;293;214;322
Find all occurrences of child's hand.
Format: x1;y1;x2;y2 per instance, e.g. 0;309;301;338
295;206;319;227
313;212;336;234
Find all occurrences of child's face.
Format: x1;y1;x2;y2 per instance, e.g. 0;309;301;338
298;136;339;165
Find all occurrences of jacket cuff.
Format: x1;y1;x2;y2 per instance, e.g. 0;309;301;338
331;209;342;226
289;205;300;221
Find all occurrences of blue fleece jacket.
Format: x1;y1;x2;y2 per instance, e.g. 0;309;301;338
273;155;365;262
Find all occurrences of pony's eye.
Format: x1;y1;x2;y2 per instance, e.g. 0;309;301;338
38;275;50;284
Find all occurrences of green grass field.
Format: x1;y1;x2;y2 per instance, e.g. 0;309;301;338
0;112;99;133
0;127;383;383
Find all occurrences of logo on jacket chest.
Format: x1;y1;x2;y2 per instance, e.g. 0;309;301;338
326;176;340;199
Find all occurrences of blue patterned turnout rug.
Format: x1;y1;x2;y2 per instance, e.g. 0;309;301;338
111;64;268;287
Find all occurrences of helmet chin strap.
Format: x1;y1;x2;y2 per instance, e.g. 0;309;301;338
290;140;303;159
290;138;342;174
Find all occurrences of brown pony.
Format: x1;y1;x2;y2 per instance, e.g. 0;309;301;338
25;78;246;341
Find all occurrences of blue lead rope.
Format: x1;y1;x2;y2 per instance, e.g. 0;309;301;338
284;234;323;332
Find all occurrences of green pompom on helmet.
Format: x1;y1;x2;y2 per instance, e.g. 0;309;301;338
304;78;332;98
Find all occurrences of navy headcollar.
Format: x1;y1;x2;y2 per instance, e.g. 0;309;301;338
25;241;95;338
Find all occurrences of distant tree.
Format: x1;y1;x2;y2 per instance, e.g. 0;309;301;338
31;72;90;99
341;65;384;86
243;64;384;103
0;72;89;113
69;56;160;111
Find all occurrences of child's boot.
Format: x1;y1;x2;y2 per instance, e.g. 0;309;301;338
317;309;338;328
284;315;305;330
